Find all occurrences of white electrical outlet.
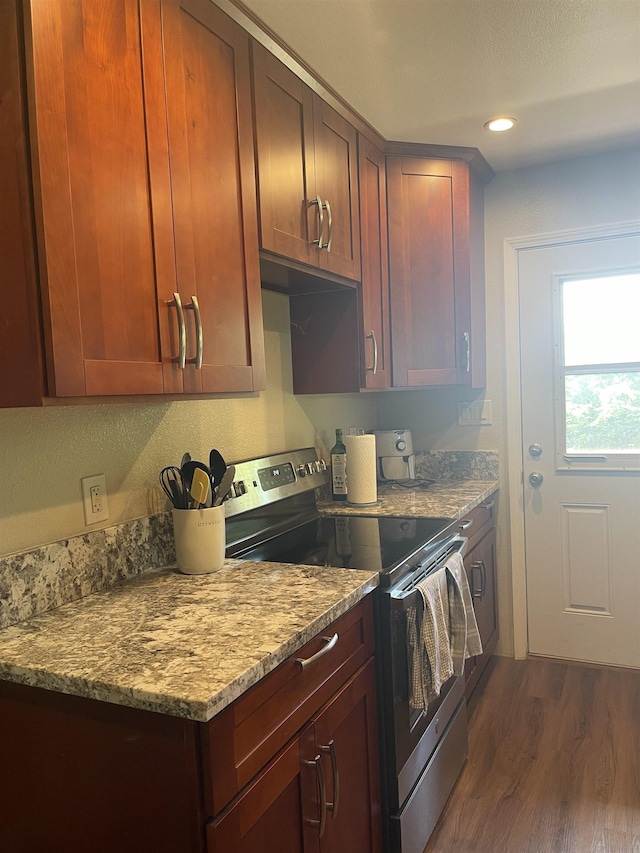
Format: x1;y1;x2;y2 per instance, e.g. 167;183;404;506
81;474;109;525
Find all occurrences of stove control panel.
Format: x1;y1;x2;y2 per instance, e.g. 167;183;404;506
224;447;327;517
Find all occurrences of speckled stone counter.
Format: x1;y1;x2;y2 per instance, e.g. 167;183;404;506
0;560;377;722
318;480;498;520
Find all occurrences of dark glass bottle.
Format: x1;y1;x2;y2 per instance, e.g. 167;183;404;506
330;428;347;501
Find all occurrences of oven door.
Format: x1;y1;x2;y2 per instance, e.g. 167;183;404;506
375;536;468;811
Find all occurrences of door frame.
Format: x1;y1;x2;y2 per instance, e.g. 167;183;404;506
503;220;640;659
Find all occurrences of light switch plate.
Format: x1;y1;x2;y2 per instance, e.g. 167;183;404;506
457;400;492;426
81;474;109;524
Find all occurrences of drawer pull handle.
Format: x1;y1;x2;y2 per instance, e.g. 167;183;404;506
304;754;327;837
321;740;340;819
296;633;338;670
458;519;473;530
479;500;495;511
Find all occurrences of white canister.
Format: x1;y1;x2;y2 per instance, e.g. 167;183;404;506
172;506;226;575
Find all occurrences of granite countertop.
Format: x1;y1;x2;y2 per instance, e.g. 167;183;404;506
317;479;498;519
0;478;498;724
0;560;377;722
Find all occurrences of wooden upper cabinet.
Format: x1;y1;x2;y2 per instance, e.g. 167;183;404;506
1;0;264;405
155;0;265;394
25;0;168;398
358;136;391;389
252;42;360;282
387;155;485;388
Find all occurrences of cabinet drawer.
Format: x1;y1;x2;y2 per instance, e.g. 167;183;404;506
455;493;497;550
201;596;374;817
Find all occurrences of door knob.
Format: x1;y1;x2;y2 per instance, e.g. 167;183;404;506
528;443;543;457
529;471;544;487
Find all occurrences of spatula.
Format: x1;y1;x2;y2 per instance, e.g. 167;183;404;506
209;449;227;492
189;466;210;509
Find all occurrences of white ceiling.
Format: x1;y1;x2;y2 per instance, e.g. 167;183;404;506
240;0;640;172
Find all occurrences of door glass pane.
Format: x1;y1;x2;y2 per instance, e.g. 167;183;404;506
565;372;640;453
562;273;640;365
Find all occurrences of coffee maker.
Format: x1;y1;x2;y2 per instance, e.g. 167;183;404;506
372;429;416;482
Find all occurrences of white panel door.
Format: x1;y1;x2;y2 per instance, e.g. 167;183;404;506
519;233;640;667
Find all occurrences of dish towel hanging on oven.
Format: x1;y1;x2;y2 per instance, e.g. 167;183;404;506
445;551;483;674
406;567;454;710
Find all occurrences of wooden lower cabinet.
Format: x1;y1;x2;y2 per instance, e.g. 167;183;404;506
207;658;381;853
462;500;499;699
0;597;380;853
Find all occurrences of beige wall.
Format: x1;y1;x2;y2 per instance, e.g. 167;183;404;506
0;291;377;557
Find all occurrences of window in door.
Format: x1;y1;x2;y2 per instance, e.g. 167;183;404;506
555;271;640;470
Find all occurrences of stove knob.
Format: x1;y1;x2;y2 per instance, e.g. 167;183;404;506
233;481;246;497
318;459;327;472
305;462;315;475
296;464;307;478
395;439;407;452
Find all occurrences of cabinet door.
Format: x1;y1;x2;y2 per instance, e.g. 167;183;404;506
157;0;265;393
310;659;382;853
464;526;498;698
358;136;390;389
252;42;319;268
313;97;361;281
26;0;170;397
207;738;307;853
387;156;472;388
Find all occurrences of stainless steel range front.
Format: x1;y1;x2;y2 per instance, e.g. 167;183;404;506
224;448;468;852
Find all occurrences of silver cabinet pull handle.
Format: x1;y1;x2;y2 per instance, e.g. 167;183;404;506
479;500;495;511
463;331;471;372
366;330;378;374
311;195;324;249
296;633;338;670
458;518;473;530
321;740;340;819
471;561;483;599
185;295;203;369
479;558;487;597
323;199;332;252
304;754;327;837
169;292;186;369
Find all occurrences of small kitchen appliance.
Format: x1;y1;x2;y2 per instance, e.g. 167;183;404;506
372;429;416;482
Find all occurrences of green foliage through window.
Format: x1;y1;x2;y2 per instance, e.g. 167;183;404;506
565;372;640;453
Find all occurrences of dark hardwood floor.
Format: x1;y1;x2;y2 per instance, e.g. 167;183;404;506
425;656;640;853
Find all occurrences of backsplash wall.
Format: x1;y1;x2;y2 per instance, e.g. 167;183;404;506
0;291;378;557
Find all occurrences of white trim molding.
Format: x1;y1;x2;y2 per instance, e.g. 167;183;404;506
503;220;640;660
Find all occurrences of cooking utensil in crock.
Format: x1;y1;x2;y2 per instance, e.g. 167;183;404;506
209;449;227;491
159;466;186;509
213;465;235;506
189;466;210;509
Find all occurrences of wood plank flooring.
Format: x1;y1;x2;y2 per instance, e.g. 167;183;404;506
424;656;640;853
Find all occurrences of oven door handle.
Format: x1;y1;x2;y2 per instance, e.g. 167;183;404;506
296;633;339;669
390;536;468;609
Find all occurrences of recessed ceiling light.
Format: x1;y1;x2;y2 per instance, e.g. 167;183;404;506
484;116;517;132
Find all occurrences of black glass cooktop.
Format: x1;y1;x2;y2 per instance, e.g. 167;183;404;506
227;513;456;587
